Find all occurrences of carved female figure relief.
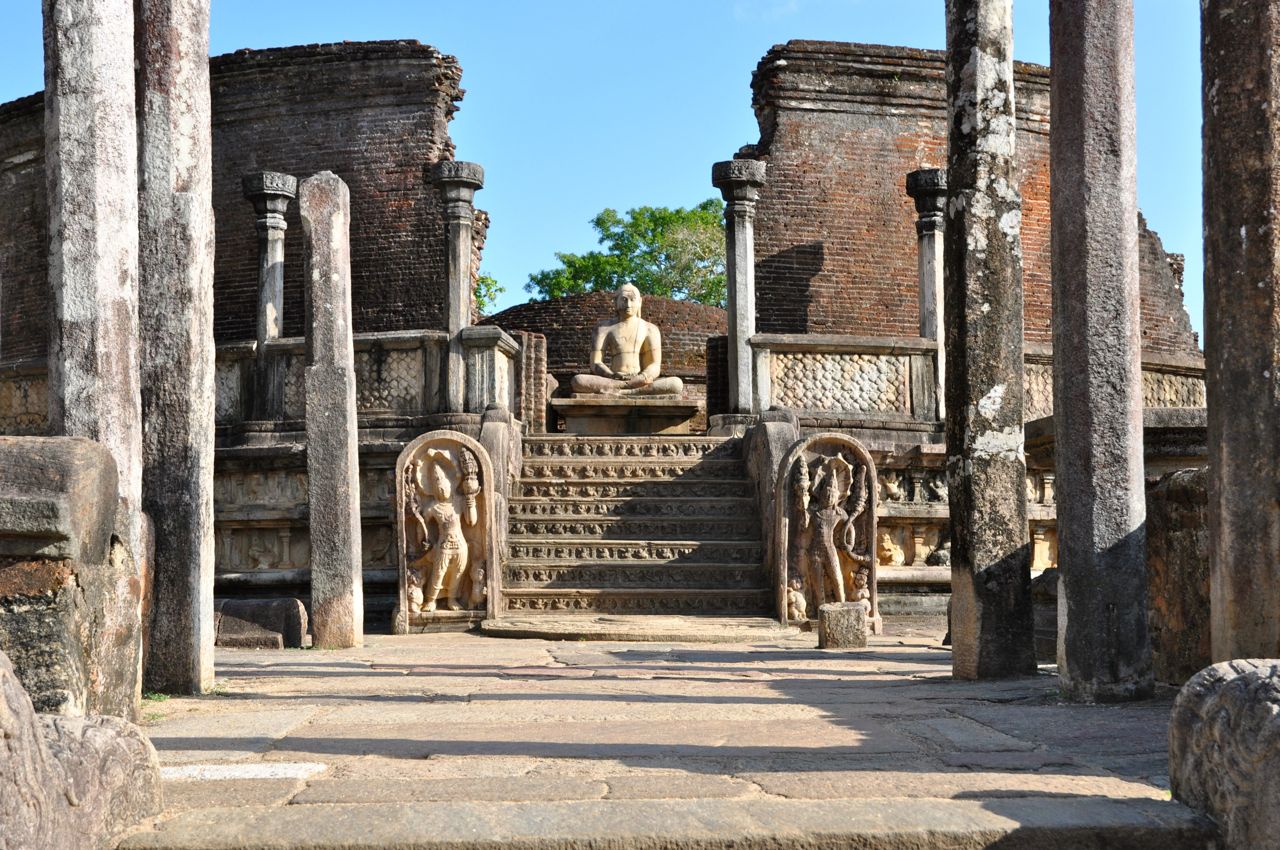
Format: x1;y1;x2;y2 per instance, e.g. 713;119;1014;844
394;431;497;631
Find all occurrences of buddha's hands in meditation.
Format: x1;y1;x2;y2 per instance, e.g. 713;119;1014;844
624;373;653;389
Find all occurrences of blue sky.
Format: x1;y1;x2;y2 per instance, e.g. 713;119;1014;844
0;1;1203;336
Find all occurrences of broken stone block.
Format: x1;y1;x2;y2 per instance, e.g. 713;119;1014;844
215;598;307;648
0;437;144;719
1146;468;1211;685
0;648;161;849
1170;659;1280;849
818;602;869;649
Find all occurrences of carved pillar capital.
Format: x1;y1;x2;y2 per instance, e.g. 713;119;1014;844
712;159;767;210
906;167;948;236
242;171;298;233
431;160;485;219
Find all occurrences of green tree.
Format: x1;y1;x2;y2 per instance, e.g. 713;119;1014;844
525;199;727;307
474;272;503;315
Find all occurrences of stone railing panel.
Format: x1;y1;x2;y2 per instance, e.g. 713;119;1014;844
772;351;909;414
0;367;49;436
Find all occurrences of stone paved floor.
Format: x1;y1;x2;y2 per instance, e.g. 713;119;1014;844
117;615;1216;849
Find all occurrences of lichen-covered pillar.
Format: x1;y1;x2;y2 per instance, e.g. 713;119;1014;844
299;172;363;649
712;159;767;414
243;172;297;420
1049;0;1153;701
1203;0;1280;661
906;168;948;420
431;161;484;414
136;0;216;694
943;0;1035;679
43;0;144;564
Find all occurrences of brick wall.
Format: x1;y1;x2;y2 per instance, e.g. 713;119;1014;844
0;40;467;363
749;40;1199;357
482;291;727;393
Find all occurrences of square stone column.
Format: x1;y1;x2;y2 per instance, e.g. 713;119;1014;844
42;0;144;563
1049;0;1153;701
906;168;947;420
136;0;217;694
943;0;1036;679
299;172;363;649
431;161;484;414
712;159;767;414
242;172;297;420
1203;0;1280;660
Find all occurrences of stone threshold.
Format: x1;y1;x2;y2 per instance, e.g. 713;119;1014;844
118;796;1215;850
480;615;796;643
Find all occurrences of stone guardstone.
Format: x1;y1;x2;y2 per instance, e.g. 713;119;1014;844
818;602;869;649
551;396;704;436
1170;659;1280;848
215;598;308;649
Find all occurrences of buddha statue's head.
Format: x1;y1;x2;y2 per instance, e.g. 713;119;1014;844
615;283;642;320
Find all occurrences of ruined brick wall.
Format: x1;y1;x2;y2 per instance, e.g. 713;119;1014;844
749;40;1199;357
482;292;727;394
0;40;465;363
211;41;462;342
0;96;47;363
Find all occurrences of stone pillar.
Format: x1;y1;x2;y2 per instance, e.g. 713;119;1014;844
243;172;297;420
712;159;767;414
431;161;484;414
1203;0;1280;660
1049;0;1153;701
299;172;363;649
906;168;947;419
42;0;143;561
943;0;1036;679
136;0;216;694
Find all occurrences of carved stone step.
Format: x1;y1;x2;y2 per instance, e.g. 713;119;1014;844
522;437;741;461
509;497;757;520
520;459;746;481
509;516;761;541
504;562;770;589
508;539;764;564
499;587;774;615
518;479;752;500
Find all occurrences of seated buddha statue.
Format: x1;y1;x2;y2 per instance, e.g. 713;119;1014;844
569;284;685;397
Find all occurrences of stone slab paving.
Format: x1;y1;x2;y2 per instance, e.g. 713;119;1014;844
116;615;1217;849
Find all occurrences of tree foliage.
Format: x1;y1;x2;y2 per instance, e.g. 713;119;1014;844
525;199;727;307
474;272;503;315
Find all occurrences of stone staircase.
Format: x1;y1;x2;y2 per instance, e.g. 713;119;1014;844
502;436;772;615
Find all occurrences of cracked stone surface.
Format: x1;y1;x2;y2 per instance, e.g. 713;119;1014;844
117;615;1217;848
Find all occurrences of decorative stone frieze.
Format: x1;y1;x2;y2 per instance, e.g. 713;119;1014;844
774;433;879;630
393;430;498;631
771;352;908;413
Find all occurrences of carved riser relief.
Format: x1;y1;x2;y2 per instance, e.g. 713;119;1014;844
875;467;1056;511
510;499;755;519
0;375;49;436
520;460;745;481
772;352;910;414
214;521;395;573
509;542;762;563
505;566;769;588
509;519;760;540
523;439;740;460
502;594;772;614
519;481;750;499
213;467;396;517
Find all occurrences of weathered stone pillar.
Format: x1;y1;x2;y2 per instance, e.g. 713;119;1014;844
299;172;363;649
431;161;484;414
136;0;217;694
1049;0;1153;701
943;0;1035;679
42;0;144;561
712;159;767;414
1203;0;1280;661
243;171;297;420
906;168;947;420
